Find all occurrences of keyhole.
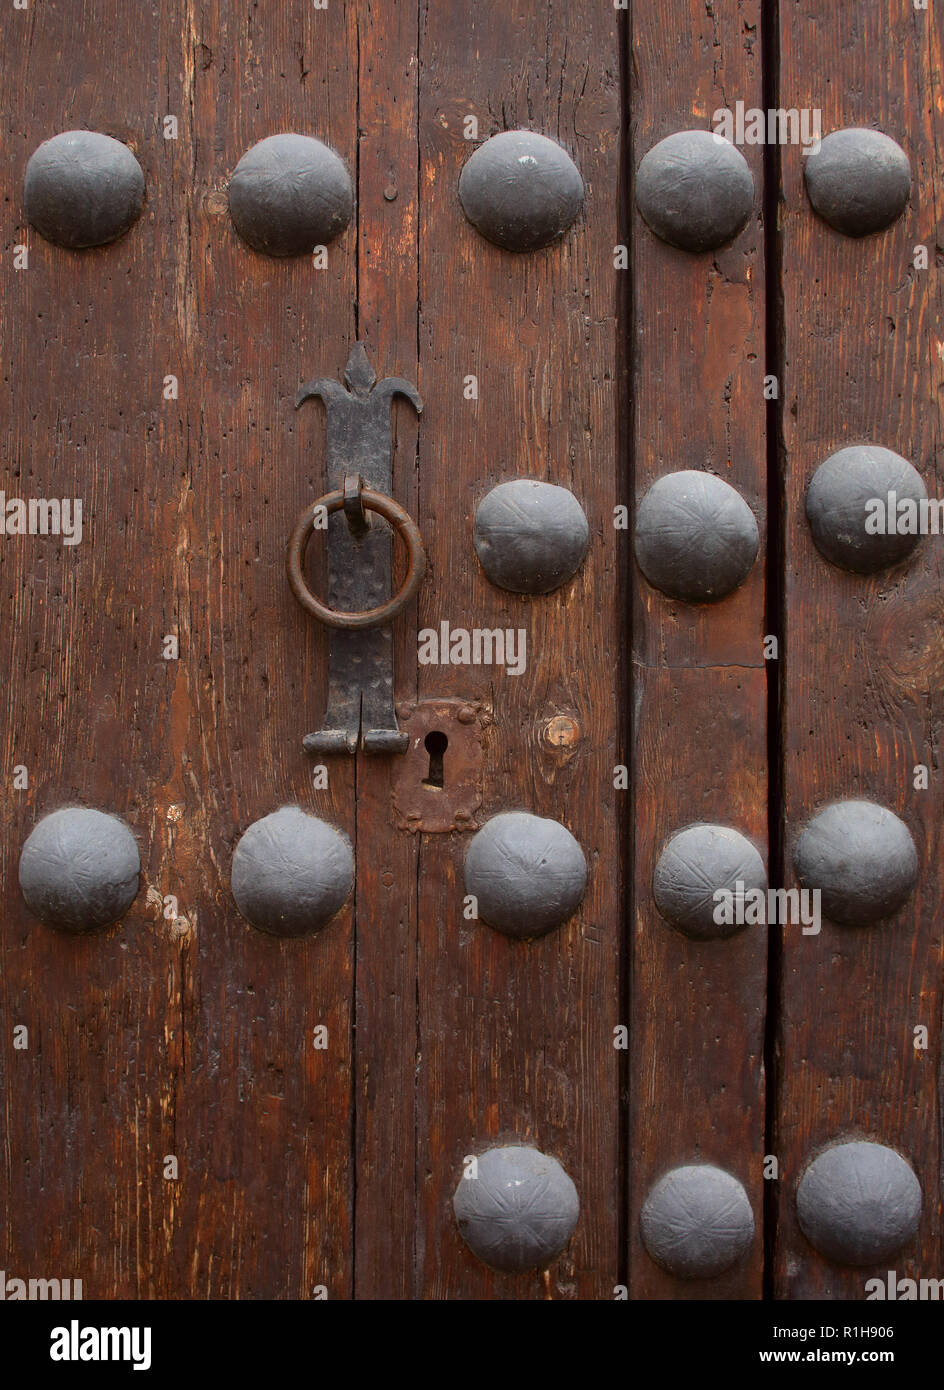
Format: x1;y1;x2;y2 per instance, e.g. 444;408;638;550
423;730;448;789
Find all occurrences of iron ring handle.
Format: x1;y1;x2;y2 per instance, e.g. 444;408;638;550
286;486;426;630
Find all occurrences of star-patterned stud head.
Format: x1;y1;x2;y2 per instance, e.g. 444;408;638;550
453;1145;580;1273
635;470;760;603
640;1164;755;1279
459;130;584;252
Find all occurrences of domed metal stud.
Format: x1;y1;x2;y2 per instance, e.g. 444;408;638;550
796;1141;921;1266
231;805;353;937
806;445;926;574
804;128;911;237
227;133;353;257
463;811;587;939
458;130;584;252
24;131;145;249
634;470;759;603
640;1164;755;1279
473;480;590;594
653;824;767;942
453;1144;579;1273
792;799;917;926
18;807;140;932
635;130;754;253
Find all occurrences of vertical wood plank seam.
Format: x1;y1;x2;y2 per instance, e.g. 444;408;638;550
413;0;424;1302
617;0;634;1298
350;4;363;1299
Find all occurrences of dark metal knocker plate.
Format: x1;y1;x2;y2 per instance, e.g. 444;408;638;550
291;343;423;755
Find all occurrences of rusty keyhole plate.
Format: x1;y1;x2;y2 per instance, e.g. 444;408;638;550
392;698;486;833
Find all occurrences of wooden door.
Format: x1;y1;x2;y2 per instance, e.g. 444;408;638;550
0;0;940;1304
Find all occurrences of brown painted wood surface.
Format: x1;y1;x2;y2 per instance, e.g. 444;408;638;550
627;1;769;1298
412;0;622;1300
0;0;359;1300
0;0;942;1302
774;0;944;1298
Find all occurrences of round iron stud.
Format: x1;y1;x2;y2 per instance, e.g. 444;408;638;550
796;1141;922;1266
231;806;353;937
804;128;911;237
792;799;917;926
463;811;587;939
453;1144;579;1273
24;131;145;249
228;134;353;257
635;130;754;252
473;480;590;594
806;445;926;574
635;470;759;603
653;824;768;941
640;1164;755;1279
458;130;584;252
18;807;140;932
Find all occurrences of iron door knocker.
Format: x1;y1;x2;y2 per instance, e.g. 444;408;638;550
288;343;425;756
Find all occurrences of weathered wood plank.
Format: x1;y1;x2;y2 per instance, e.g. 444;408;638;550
775;0;944;1299
0;0;359;1298
415;0;623;1298
350;0;422;1299
627;0;768;1298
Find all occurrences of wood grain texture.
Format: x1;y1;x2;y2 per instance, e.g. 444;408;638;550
2;0;940;1305
349;0;422;1300
414;0;622;1298
627;0;769;1298
774;0;944;1298
0;0;359;1299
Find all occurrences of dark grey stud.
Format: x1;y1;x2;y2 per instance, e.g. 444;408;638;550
18;807;140;932
473;480;590;594
463;812;587;939
231;806;353;937
804;129;911;237
635;130;754;253
453;1145;579;1273
797;1141;921;1266
653;824;768;941
24;131;145;249
806;445;926;574
458;130;584;252
227;134;353;257
793;799;917;926
640;1165;755;1279
634;470;759;603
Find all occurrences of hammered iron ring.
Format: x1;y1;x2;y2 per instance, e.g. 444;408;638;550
287;485;426;630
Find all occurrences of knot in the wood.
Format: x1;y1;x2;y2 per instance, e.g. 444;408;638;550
473;479;589;594
453;1145;579;1273
231;806;353;937
19;807;140;932
24;131;145;249
463;811;587;939
458;130;584;252
544;714;580;749
796;1141;922;1266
